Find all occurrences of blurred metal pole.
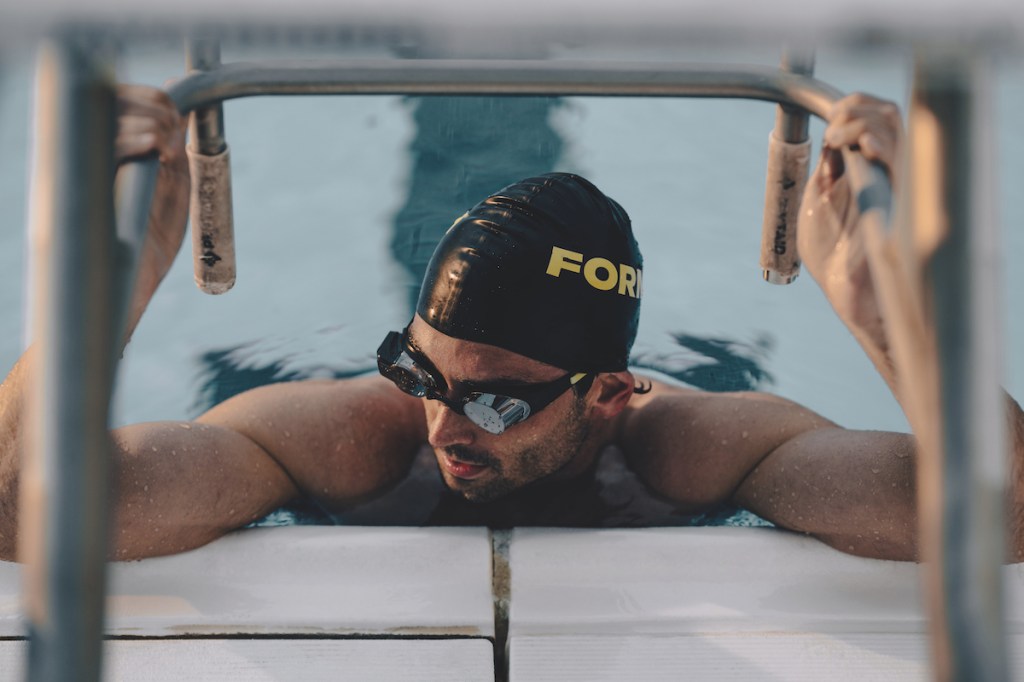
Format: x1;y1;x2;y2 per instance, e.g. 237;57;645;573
760;47;814;284
21;35;118;682
912;48;1008;682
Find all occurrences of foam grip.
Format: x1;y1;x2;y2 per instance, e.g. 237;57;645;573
187;144;236;294
760;134;812;284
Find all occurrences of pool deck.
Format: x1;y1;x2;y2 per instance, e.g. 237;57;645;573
1;525;1023;680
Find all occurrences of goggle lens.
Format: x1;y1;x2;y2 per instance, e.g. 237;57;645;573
381;349;435;398
377;328;588;436
463;395;531;435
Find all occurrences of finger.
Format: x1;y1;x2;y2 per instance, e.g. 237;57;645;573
114;133;159;163
115;100;186;165
116;121;185;165
117;85;181;135
825;116;872;148
820;146;845;186
828;95;901;143
116;118;168;155
824;119;899;177
829;93;900;125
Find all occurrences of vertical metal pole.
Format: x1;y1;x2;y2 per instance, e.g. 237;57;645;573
20;35;118;682
912;48;1008;682
186;37;226;156
760;47;814;284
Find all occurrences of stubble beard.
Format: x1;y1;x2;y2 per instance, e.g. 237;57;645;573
441;397;592;503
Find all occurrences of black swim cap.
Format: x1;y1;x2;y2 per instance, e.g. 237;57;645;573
416;173;642;373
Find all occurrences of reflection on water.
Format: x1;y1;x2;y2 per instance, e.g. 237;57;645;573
632;332;775;393
389;96;564;312
191;345;369;419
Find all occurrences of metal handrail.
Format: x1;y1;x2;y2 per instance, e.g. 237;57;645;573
164;58;843;115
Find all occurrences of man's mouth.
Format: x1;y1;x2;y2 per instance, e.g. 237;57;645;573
440;451;491;480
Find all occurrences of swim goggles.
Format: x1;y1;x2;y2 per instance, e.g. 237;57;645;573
377;328;593;435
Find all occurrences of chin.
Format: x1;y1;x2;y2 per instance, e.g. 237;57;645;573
443;474;513;504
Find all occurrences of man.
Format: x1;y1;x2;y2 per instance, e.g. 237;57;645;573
0;87;1021;562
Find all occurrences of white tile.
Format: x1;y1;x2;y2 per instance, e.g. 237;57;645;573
507;527;1024;680
1;638;493;681
509;527;1024;635
510;633;1024;682
0;526;494;637
509;633;937;682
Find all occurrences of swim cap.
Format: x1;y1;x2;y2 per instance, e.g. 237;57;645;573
416;173;642;373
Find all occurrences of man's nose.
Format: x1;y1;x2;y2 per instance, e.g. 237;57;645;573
426;400;476;449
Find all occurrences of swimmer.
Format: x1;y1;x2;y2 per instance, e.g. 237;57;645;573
0;87;1021;562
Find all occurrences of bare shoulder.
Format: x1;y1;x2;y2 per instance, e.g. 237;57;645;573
616;375;835;510
197;374;428;507
620;375;832;427
199;374;423;428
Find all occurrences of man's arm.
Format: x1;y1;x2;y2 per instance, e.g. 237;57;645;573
0;85;191;560
106;375;426;560
620;381;919;560
622;93;1024;562
0;86;426;561
799;93;1024;561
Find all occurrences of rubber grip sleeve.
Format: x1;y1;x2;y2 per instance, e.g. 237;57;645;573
760;133;812;284
187;144;236;294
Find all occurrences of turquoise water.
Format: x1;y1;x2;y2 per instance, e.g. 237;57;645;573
1;43;1021;527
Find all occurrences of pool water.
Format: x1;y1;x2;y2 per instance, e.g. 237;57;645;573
1;42;1021;529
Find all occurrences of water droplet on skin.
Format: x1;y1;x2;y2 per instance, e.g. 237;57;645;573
871;468;881;474
143;485;148;492
721;439;728;446
284;431;291;438
741;431;749;439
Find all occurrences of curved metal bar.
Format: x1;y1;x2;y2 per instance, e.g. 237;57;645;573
164;59;843;120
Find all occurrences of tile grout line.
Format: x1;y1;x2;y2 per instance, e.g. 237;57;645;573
490;529;512;682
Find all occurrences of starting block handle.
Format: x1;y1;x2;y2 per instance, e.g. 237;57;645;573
186;37;236;295
760;48;815;285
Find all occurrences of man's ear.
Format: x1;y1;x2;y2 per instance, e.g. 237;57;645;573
588;371;636;419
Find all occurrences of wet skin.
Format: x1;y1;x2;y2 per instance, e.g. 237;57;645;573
407;315;608;503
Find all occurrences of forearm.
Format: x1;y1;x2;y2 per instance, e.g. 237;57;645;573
0;352;33;559
733;427;920;561
110;422;298;560
1008;395;1024;562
